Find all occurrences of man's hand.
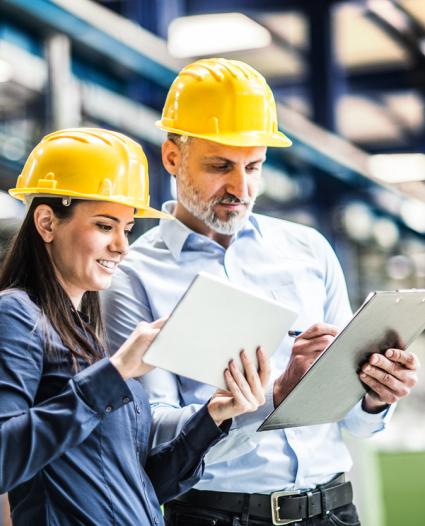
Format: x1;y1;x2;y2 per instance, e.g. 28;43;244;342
273;323;338;407
360;348;419;413
208;347;271;426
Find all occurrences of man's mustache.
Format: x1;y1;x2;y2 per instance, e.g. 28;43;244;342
216;194;251;206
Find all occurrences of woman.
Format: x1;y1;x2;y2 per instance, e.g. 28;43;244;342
0;128;269;526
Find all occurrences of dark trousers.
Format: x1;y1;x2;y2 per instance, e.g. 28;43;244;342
164;500;361;526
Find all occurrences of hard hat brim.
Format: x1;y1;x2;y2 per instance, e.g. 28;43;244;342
156;121;292;148
135;206;174;220
8;188;174;221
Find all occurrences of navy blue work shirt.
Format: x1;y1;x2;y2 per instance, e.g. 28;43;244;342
0;290;228;525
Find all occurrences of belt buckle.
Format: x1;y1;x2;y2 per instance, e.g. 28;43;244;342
271;489;301;525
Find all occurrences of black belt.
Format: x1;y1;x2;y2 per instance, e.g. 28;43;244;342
175;475;353;525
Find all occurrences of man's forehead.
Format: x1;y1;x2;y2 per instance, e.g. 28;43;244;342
190;138;267;163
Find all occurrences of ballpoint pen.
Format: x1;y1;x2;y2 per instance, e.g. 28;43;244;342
288;330;302;337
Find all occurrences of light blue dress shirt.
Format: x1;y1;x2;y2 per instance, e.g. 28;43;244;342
102;201;393;494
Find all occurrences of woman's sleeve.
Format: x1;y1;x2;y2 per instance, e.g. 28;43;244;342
145;403;230;504
0;294;132;493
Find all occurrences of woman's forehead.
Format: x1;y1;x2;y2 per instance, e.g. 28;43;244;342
74;200;135;221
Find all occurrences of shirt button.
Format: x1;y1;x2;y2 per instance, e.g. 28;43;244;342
122;396;130;404
105;405;112;413
135;405;141;414
154;517;159;525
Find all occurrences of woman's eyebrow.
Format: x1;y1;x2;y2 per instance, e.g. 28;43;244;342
93;214;135;226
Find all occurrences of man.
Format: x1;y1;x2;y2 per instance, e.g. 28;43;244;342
103;58;418;525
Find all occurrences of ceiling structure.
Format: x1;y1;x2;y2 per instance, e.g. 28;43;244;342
0;0;425;238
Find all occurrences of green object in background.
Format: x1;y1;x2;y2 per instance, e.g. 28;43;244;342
378;451;425;525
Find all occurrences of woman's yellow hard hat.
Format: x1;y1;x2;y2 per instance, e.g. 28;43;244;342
9;127;173;219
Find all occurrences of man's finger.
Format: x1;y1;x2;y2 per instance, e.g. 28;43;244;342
295;335;335;354
360;373;399;405
384;349;420;370
298;323;339;340
361;364;410;397
368;353;418;385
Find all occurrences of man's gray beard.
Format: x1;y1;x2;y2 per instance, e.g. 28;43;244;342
177;177;255;235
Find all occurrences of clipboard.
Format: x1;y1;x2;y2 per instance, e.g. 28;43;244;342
258;289;425;431
143;271;297;390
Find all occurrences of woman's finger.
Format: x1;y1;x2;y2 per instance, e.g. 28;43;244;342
228;359;257;406
151;317;167;329
224;369;251;411
257;347;271;388
240;350;264;402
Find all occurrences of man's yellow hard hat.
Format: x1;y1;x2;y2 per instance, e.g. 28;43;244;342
156;58;291;148
9;128;172;219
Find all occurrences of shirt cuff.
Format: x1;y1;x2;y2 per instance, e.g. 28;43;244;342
357;398;395;424
73;357;133;415
182;403;229;453
342;398;396;437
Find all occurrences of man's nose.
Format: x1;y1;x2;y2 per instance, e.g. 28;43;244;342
225;167;249;200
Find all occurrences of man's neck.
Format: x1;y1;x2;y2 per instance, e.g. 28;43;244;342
174;201;233;249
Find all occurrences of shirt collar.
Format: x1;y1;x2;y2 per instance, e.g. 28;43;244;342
159;200;263;261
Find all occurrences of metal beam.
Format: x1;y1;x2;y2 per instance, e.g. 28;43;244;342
2;0;182;87
185;0;344;14
307;0;339;131
271;67;425;94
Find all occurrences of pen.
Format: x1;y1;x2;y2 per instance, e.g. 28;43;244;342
288;330;302;337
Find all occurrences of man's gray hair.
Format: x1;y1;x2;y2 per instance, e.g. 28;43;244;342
167;133;192;147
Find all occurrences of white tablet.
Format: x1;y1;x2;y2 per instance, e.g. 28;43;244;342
143;272;298;390
258;289;425;431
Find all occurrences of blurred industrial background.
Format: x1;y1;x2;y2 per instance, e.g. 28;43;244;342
0;0;424;524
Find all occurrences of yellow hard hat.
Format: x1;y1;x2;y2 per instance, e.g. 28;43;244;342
9;128;172;219
156;58;291;148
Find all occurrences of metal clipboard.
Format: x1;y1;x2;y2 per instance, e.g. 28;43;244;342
258;289;425;431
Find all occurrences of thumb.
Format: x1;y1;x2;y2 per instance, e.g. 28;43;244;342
151;317;167;329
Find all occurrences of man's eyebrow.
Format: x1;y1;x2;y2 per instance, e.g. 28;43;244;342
247;158;266;164
202;156;266;164
202;156;234;163
93;214;135;226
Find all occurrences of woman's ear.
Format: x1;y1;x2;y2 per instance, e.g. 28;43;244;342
33;205;57;243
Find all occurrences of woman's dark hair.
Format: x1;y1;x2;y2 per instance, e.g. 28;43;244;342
0;197;105;369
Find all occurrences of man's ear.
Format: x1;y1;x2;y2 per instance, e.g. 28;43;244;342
33;205;57;243
162;139;181;177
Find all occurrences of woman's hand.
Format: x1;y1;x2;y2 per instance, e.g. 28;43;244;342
208;347;271;426
110;319;166;380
